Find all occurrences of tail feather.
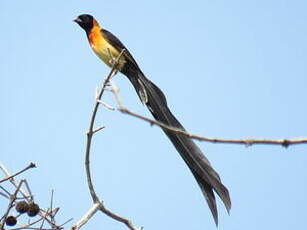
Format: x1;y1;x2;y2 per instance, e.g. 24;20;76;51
196;174;218;226
121;65;231;225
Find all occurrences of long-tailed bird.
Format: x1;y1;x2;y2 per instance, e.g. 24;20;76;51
74;14;231;225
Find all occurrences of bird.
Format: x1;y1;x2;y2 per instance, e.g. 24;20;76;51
74;14;231;225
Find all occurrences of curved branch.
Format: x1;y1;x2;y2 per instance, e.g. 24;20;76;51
72;49;141;230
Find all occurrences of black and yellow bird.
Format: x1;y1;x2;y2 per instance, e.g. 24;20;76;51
74;14;231;225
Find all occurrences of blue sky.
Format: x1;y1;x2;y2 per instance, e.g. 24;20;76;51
1;1;307;229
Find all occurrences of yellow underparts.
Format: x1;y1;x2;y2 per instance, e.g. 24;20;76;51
89;23;125;70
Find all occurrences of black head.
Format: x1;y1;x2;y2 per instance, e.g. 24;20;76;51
74;14;94;33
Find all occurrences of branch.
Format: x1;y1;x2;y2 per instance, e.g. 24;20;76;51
0;164;33;200
85;49;125;203
0;163;36;183
0;164;68;230
0;180;24;229
109;81;307;148
71;49;142;230
98;205;142;230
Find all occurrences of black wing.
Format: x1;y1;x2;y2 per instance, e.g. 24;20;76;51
101;28;140;68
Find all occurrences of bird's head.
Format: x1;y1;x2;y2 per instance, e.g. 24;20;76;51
74;14;96;32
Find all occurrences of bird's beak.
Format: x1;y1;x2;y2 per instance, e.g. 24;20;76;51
73;17;82;23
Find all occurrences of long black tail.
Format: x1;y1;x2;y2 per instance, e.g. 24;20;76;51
121;65;231;226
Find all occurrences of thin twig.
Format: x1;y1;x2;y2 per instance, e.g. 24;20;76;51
0;163;36;183
97;100;116;110
0;191;9;199
110;81;124;108
10;216;47;230
0;180;24;229
39;208;51;230
59;218;74;227
99;205;143;230
115;107;307;148
50;190;54;222
0;185;11;197
23;180;33;200
92;126;106;134
0;166;32;201
107;73;307;148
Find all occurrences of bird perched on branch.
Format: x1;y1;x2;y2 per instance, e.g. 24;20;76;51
74;14;231;226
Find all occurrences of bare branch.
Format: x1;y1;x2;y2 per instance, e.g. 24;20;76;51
97;99;116;111
98;205;143;230
72;49;141;230
110;81;124;108
0;180;24;229
85;49;126;203
10;216;45;230
117;107;307;147
0;185;11;198
0;165;33;201
107;79;307;148
92;126;106;134
59;218;74;227
71;203;100;230
0;163;36;183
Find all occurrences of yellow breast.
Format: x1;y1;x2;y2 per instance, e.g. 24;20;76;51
89;26;122;68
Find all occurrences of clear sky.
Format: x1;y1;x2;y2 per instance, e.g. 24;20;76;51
1;1;307;229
